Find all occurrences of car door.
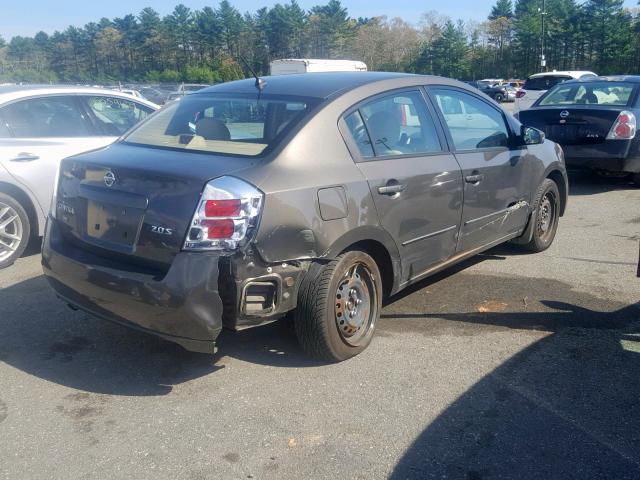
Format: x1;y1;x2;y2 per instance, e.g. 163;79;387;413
341;89;464;282
0;94;154;218
0;95;116;218
429;87;530;252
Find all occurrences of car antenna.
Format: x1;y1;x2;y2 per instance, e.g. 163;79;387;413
238;55;266;94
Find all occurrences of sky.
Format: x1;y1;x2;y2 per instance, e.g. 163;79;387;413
1;0;638;39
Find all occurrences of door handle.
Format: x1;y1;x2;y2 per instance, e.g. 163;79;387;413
10;152;40;162
377;182;406;195
465;174;484;184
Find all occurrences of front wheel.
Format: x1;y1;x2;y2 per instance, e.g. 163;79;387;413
523;179;560;252
295;251;382;362
494;93;504;103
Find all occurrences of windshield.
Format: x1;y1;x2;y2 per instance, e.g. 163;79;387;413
124;93;319;156
539;82;635;107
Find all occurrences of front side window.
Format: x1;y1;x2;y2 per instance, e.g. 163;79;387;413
355;90;441;157
432;89;509;150
124;93;318;157
539;82;635;107
84;96;153;135
0;96;91;138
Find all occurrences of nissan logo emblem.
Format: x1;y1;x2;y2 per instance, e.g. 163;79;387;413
104;170;116;187
560;110;569;118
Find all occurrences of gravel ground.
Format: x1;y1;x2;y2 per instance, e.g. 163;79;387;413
0;170;639;480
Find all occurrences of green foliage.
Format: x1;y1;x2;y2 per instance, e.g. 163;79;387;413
1;0;639;82
0;68;58;83
184;66;221;83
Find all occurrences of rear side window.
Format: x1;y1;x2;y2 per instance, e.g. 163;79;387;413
539;82;635;107
344;111;374;158
524;76;572;91
0;96;92;138
124;93;318;157
348;90;441;158
432;89;509;150
84;96;153;135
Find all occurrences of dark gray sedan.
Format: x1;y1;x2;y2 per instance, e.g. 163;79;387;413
42;72;568;361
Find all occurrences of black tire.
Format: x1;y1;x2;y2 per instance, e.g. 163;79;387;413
523;178;560;253
0;192;30;269
631;172;640;185
294;251;382;362
494;93;504;103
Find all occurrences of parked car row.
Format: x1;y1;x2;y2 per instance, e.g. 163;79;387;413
5;68;637;363
30;72;567;362
465;81;517;103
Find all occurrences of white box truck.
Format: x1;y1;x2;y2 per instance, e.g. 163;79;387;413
270;59;368;76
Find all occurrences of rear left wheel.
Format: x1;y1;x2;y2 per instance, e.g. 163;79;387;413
295;251;382;362
0;192;30;269
494;93;504;103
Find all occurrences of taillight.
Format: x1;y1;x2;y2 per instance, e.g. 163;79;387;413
516;90;526;99
184;176;263;252
607;111;636;140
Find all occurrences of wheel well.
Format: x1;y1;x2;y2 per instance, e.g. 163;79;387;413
0;181;40;238
343;239;394;298
546;170;567;216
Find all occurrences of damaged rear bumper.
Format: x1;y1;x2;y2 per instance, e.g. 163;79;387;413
42;218;307;353
42;218;224;353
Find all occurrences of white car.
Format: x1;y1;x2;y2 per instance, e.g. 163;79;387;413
514;70;597;113
0;85;158;268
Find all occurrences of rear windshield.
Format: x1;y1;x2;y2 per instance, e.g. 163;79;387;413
124;93;319;156
538;82;635;107
524;75;573;91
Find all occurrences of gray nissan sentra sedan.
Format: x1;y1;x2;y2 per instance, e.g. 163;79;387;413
42;72;568;361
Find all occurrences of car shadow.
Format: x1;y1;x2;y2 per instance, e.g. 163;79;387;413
567;169;637;196
386;296;640;478
0;275;326;396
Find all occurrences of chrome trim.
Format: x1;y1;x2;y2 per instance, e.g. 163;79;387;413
400;231;520;288
402;225;457;246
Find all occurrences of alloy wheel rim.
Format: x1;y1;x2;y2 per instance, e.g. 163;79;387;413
0;202;23;262
334;262;377;347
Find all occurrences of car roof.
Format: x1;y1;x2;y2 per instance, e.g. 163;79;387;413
528;71;596;79
194;72;428;99
560;75;640;84
0;84;159;108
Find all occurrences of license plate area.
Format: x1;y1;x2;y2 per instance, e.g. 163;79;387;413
86;200;143;248
546;124;604;145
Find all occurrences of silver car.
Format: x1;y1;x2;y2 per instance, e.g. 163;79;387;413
0;85;157;268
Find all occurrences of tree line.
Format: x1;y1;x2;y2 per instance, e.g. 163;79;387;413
0;0;638;84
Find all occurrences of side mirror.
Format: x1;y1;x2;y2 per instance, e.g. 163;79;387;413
522;126;545;145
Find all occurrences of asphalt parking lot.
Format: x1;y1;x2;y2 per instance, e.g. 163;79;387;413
1;170;639;480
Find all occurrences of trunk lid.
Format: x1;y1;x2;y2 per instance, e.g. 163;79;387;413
519;107;621;145
55;143;256;267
